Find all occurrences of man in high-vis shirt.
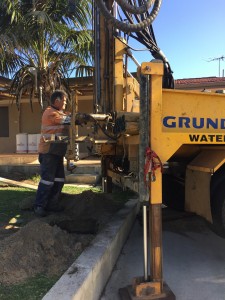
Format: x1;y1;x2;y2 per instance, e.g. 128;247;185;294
34;90;71;217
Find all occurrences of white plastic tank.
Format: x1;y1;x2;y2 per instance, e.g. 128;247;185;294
36;134;41;153
28;134;38;153
36;133;41;146
16;133;28;153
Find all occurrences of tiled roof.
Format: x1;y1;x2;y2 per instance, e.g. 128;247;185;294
175;77;225;85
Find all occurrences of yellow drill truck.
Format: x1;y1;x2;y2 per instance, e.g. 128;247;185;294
95;36;225;238
91;0;225;237
69;1;225;298
93;45;225;300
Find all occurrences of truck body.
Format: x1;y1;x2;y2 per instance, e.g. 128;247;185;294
91;34;225;236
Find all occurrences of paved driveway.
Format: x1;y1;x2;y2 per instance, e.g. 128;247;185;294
101;208;225;300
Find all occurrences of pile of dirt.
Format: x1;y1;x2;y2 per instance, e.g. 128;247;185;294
0;220;83;285
59;190;121;230
0;190;126;285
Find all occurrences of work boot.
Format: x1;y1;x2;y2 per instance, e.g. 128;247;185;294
34;206;48;217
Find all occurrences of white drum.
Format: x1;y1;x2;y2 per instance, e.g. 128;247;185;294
16;133;28;153
36;133;41;145
28;134;38;153
36;134;41;153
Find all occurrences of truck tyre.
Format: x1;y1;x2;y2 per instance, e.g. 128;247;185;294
211;183;225;237
162;174;185;211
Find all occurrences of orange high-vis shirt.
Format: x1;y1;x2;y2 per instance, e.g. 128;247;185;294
38;106;70;155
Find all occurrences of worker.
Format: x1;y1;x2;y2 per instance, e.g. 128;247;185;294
34;90;71;217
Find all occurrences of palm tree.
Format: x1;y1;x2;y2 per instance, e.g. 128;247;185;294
0;1;24;76
0;0;93;110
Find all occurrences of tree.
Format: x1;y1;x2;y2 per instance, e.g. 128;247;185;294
0;1;23;76
0;0;93;109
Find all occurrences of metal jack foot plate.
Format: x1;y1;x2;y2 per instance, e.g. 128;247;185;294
119;281;175;300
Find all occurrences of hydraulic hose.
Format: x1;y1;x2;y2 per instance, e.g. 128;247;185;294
95;0;162;32
116;0;154;15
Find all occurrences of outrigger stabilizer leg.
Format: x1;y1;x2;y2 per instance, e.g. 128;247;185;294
119;65;175;300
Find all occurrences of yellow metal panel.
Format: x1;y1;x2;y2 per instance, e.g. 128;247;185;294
141;62;164;75
187;149;225;173
114;38;126;111
146;86;225;164
185;169;212;223
148;66;164;204
140;61;225;205
162;89;225;134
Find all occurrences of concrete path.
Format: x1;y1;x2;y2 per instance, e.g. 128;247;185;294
0;177;38;190
100;209;225;300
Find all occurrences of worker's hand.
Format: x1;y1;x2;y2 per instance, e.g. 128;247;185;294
75;113;91;125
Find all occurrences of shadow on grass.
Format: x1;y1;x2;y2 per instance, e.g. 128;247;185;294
0;274;59;300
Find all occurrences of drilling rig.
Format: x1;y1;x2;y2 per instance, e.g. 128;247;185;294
67;1;225;299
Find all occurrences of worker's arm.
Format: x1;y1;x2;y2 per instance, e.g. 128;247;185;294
61;113;91;125
61;114;71;124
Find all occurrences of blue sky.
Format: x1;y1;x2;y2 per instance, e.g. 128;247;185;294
127;0;225;79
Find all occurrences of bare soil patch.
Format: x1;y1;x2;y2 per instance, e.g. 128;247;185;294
0;172;129;286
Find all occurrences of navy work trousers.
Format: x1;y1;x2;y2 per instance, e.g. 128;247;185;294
35;153;65;208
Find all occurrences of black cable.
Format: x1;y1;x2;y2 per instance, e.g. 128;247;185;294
119;0;174;89
95;0;162;32
87;114;120;141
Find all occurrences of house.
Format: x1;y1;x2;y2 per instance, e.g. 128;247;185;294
175;76;225;92
0;77;94;155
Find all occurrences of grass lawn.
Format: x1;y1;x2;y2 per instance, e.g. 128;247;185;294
0;187;35;224
0;185;101;224
0;185;101;299
0;275;59;300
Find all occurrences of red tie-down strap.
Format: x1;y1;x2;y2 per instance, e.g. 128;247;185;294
144;147;163;183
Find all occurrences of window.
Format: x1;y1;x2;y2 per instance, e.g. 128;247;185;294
0;107;9;137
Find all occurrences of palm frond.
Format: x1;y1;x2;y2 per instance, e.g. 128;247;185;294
0;0;94;109
75;65;94;77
